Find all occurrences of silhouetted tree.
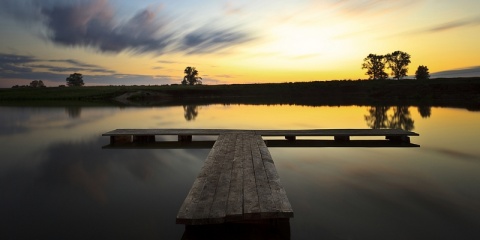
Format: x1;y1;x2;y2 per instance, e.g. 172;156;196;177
417;106;431;118
386;51;411;80
29;80;46;88
415;65;430;80
182;67;202;85
66;73;84;87
362;54;388;80
183;105;199;121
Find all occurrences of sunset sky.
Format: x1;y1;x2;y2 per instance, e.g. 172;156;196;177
1;0;479;87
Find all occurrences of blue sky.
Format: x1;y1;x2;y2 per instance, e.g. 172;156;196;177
0;0;479;87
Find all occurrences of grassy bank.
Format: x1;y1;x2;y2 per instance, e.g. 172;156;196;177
1;78;479;109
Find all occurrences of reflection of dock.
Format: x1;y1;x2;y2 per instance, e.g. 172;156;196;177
102;128;419;226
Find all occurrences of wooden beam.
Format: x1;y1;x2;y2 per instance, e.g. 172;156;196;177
178;135;193;142
334;135;350;141
110;135;132;144
132;135;155;143
284;136;296;141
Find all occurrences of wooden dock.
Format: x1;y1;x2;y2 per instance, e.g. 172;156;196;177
101;128;419;225
103;128;419;144
176;133;293;225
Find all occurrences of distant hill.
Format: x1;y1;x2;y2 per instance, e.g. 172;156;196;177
431;66;480;78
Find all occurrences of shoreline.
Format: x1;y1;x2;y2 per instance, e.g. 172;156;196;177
1;78;479;110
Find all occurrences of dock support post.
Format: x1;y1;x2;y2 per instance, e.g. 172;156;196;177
110;135;132;144
334;136;350;141
178;135;193;142
386;136;410;143
133;135;155;143
285;136;296;141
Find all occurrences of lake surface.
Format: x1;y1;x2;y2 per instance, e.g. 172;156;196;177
1;104;479;239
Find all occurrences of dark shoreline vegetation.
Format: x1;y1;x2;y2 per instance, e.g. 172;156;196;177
1;78;480;110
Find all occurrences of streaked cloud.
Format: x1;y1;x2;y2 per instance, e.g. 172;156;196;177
0;53;174;86
180;26;254;54
0;0;255;56
324;0;421;16
426;16;480;33
0;0;479;85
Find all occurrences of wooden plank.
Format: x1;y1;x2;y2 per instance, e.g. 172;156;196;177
190;134;232;224
132;135;155;143
110;135;131;144
176;134;228;224
256;128;419;137
242;134;260;219
102;128;419;137
255;136;293;218
225;134;245;221
208;134;237;223
176;174;208;224
249;134;276;219
103;140;419;149
103;129;254;136
334;135;350;141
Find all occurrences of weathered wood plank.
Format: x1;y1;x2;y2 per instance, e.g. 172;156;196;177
103;128;419;137
208;134;237;223
256;136;293;218
176;134;228;224
191;134;232;224
242;134;260;220
249;134;276;219
225;134;245;221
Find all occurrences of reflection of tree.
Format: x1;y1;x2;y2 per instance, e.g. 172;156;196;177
417;106;432;118
365;106;390;129
388;106;414;131
183;105;199;121
65;107;81;118
365;106;414;131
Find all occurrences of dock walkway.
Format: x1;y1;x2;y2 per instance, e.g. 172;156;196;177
102;128;419;225
176;132;293;225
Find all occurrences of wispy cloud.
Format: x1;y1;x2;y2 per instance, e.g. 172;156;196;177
426;17;480;33
0;53;175;86
0;0;255;56
180;26;254;54
326;0;421;16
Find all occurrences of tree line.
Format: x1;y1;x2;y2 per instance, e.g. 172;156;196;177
362;51;430;80
11;73;85;88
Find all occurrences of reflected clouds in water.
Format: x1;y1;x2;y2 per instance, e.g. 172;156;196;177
0;136;209;239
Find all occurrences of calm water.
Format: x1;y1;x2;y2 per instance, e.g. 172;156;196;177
1;104;479;239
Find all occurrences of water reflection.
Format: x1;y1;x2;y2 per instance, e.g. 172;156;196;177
184;105;199;121
1;105;479;240
364;106;415;131
1;136;207;239
418;105;432;118
65;106;82;118
364;106;390;129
